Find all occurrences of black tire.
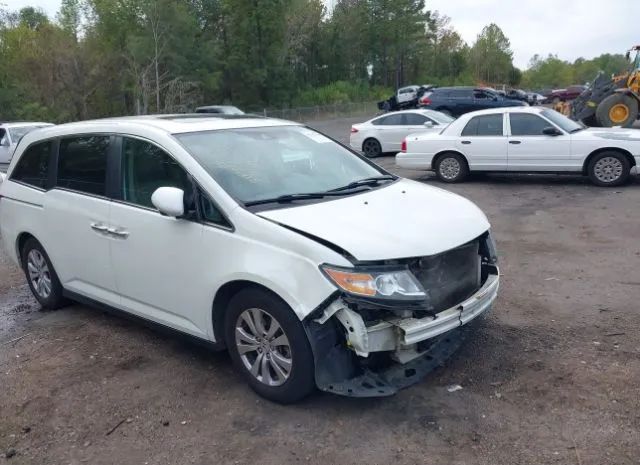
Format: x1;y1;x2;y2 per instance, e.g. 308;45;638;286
435;152;469;183
20;238;66;310
587;151;631;187
595;94;639;128
362;138;382;158
224;287;315;404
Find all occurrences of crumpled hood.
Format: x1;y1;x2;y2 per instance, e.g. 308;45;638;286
580;127;640;141
258;178;490;261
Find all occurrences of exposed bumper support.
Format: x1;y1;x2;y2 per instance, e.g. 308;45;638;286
305;271;499;397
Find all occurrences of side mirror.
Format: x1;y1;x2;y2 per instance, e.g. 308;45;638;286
542;126;562;136
423;121;434;128
151;187;185;217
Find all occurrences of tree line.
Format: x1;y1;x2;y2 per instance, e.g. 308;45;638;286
0;0;632;122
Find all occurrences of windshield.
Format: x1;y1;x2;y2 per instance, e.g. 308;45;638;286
175;126;384;205
541;109;584;133
420;110;454;124
8;125;48;144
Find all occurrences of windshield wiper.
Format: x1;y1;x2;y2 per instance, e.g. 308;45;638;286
244;188;370;207
327;175;396;192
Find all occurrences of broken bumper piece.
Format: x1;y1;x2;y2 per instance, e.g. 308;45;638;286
305;271;499;397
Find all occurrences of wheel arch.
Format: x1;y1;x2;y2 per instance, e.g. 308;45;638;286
211;280;293;347
15;231;38;268
582;147;636;175
432;150;470;170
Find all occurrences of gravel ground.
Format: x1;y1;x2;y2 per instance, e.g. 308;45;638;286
1;117;639;465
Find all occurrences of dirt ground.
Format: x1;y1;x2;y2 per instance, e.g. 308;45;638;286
1;117;639;465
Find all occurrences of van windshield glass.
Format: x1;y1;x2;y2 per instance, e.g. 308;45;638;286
174;126;385;205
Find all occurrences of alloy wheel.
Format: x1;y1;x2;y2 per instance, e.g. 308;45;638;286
363;139;380;157
439;157;461;180
235;308;292;386
27;249;52;299
593;156;623;183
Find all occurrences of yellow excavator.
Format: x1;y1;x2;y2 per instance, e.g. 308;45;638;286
569;45;640;127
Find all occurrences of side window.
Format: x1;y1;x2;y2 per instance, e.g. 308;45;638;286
121;137;193;209
403;114;428;125
474;90;493;100
509;113;551;136
57;136;109;196
375;114;404;125
0;129;8;146
11;141;51;189
449;89;472;99
199;193;229;227
461;115;503;136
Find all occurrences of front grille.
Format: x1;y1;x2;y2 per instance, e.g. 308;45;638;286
409;240;481;313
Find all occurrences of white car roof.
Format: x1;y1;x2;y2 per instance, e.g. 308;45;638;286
20;114;300;139
0;122;53;128
459;106;544;117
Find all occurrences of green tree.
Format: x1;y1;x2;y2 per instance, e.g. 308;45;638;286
469;23;514;85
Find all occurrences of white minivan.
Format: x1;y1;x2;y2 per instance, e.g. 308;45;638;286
0;115;499;403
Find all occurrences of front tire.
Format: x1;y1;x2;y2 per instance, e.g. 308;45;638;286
435;153;469;183
21;238;66;310
587;151;631;187
224;288;316;404
362;138;382;158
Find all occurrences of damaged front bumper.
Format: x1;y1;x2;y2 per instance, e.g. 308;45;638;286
304;268;499;397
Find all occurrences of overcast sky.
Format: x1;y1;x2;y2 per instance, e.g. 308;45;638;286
4;0;640;69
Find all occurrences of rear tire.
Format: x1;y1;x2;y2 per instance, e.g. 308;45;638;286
435;153;469;183
587;151;631;187
595;94;639;128
224;287;316;404
21;238;66;310
362;138;382;158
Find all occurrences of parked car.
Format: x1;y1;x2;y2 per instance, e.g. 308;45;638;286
505;89;529;102
195;105;244;115
418;87;527;117
0;114;499;403
526;92;546;105
545;85;587;103
350;109;454;157
378;85;436;112
0;122;53;168
396;106;640;187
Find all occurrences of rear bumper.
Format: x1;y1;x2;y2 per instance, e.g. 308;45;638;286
395;152;433;170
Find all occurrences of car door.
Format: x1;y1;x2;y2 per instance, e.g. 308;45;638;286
107;135;210;338
473;89;499;111
457;113;508;170
403;113;436;134
507;113;573;171
371;113;407;152
43;135;119;305
448;89;474;115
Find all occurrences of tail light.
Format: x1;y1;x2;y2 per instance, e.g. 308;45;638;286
401;139;407;152
350;127;359;133
420;96;432;105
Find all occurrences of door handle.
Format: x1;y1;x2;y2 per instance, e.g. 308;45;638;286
509;140;521;144
90;222;109;233
461;140;471;145
107;227;129;238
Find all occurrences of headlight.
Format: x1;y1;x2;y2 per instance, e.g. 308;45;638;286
321;265;426;301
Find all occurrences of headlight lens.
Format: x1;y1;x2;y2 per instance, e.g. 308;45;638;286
321;265;426;300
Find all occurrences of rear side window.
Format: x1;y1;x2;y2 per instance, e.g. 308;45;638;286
57;136;109;196
373;114;404;126
11;141;51;189
121;137;193;209
461;114;504;136
448;89;472;98
509;113;550;136
404;113;428;125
